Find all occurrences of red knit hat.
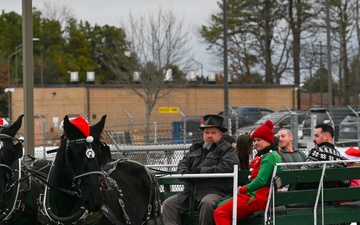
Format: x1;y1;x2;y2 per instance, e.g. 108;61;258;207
251;120;274;144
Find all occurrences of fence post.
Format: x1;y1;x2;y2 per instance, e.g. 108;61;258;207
228;106;238;136
311;114;317;139
154;122;157;144
124;109;134;145
290;112;298;149
36;113;46;159
178;109;187;144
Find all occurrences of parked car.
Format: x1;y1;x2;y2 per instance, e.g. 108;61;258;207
299;107;355;141
218;106;274;135
338;111;360;146
298;108;333;139
235;111;307;138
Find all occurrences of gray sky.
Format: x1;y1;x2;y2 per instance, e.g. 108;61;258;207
2;0;221;75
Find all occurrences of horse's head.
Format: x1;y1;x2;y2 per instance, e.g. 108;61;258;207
0;115;23;205
58;115;104;212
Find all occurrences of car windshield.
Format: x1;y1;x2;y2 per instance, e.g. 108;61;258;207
255;112;289;125
303;111;331;126
341;115;359;124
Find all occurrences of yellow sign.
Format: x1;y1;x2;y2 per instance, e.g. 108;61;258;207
159;107;179;114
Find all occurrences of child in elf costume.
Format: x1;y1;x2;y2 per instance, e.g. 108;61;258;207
214;120;282;224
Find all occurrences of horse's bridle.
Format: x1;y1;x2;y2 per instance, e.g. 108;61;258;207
40;136;105;225
65;138;105;196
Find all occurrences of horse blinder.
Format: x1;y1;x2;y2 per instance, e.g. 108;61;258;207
14;142;23;159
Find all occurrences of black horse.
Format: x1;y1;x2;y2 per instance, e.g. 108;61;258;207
0;115;45;225
99;155;162;225
38;115;106;225
91;115;161;224
38;115;161;225
93;116;161;225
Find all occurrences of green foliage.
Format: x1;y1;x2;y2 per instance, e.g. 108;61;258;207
0;8;137;117
0;9;133;86
200;0;281;84
0;11;22;55
169;65;187;85
94;25;136;84
302;67;339;96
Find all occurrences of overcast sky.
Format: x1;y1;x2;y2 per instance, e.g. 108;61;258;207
2;0;221;75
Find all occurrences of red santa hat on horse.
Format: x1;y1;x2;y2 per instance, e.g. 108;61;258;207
60;116;93;143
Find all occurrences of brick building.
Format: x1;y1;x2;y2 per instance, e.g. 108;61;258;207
10;85;295;145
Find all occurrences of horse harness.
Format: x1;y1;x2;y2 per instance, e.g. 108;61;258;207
39;140;161;225
0;134;31;225
0;158;22;224
38;137;105;225
100;158;162;225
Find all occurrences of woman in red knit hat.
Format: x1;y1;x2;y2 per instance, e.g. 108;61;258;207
213;120;282;224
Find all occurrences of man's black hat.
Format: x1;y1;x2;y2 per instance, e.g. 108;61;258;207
199;114;227;132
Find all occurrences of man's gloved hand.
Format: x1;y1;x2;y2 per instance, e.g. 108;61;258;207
190;167;201;174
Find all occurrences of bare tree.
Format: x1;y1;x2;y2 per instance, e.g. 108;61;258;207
279;0;321;109
201;0;289;85
355;0;360;105
330;0;355;105
39;2;75;29
105;7;192;143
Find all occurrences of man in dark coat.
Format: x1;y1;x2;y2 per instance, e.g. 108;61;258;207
162;114;239;225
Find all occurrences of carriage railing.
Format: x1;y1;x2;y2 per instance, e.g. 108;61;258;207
109;144;191;166
35;144;192;164
146;164;178;171
267;159;360;225
158;165;239;225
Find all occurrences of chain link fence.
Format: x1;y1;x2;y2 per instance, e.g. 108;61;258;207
32;107;360;194
31;106;360;160
34;144;191;193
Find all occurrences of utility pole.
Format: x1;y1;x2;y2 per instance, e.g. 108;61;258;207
223;0;229;129
23;0;35;156
319;41;326;106
326;0;333;106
